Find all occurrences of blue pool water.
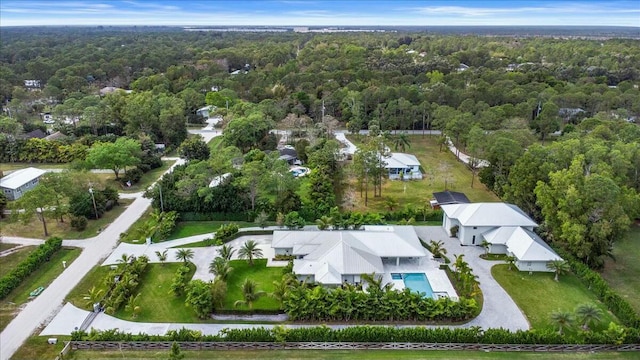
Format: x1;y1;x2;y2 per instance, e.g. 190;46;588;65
391;273;402;280
402;273;435;298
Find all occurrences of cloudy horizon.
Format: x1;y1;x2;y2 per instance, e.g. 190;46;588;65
1;0;639;27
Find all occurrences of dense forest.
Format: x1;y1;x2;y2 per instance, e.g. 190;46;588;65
0;28;639;268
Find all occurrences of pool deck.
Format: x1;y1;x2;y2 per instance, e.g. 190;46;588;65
382;257;458;300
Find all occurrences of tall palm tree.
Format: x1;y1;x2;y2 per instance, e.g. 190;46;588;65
550;310;574;335
234;279;266;309
155;250;168;266
575;303;603;330
83;286;104;308
428;240;447;259
393;132;411;152
237;240;263;266
218;244;235;261
270;274;295;309
175;248;194;264
480;240;490;255
547;260;570;281
209;257;233;281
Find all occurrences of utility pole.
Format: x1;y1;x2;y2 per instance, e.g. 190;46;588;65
88;187;99;220
159;184;164;212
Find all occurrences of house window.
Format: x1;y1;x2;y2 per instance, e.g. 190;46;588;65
527;262;531;266
473;227;477;229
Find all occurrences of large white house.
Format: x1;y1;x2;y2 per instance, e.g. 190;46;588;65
272;226;428;285
441;203;562;272
0;167;47;201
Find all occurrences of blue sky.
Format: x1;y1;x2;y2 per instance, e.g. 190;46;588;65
1;1;638;27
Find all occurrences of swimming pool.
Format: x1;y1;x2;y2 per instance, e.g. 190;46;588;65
402;273;435;298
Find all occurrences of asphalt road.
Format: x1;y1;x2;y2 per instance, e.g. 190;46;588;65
0;159;184;360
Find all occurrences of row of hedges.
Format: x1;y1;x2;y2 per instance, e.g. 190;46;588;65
0;237;63;299
71;325;640;345
0;136;88;163
555;248;640;329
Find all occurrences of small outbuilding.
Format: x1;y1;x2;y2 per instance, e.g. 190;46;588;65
0;167;47;200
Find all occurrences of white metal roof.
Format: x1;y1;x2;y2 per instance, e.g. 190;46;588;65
383;153;421;169
505;227;562;262
482;226;519;245
441;203;538;227
208;173;231;188
0;167;47;190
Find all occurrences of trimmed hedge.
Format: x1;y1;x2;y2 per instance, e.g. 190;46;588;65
554;248;640;329
71;325;640;345
0;237;63;299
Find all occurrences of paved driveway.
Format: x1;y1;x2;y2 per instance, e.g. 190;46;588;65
414;226;529;331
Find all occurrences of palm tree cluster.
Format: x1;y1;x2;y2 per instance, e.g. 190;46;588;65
209;244;235;281
550;303;604;334
428;240;447;259
283;276;477;322
102;255;149;314
452;254;480;298
237;240;263;266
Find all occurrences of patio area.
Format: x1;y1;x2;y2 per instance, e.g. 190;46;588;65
381;256;458;300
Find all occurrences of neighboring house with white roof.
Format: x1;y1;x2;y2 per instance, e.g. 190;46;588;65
441;202;561;272
0;167;47;200
208;172;232;188
272;226;428;285
384;153;422;180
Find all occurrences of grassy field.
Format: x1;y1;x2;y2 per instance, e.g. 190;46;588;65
346;135;499;213
114;263;199;323
0;247;81;332
99;160;175;194
223;259;283;311
66;265;113;311
602;224;640;313
0;246;36;278
0;162;69;172
208;136;224;152
119;207;153;244
492;264;616;331
0;243;18;252
0;199;133;240
168;221;274;240
11;335;71;360
59;349;640;360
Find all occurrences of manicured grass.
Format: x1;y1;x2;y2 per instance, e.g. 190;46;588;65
346;135;499;213
492;264;617;331
0;247;81;332
63;349;640;360
114;263;198;323
66;265;113;311
0;246;36;278
479;253;509;261
168;221;274;240
0;199;133;240
602;224;640;313
223;259;283;311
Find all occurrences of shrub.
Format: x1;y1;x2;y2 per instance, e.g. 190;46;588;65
71;215;88;231
0;237;62;299
214;223;240;242
122;168;143;185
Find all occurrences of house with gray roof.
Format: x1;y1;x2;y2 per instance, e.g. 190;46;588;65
0;167;47;200
442;202;562;272
384;153;422;180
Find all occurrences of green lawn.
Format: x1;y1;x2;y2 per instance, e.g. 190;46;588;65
0;199;133;240
66;265;113;311
118;207;153;244
61;349;639;360
492;264;617;331
114;263;199;323
208;136;224;153
102;160;176;193
223;259;283;311
0;247;81;332
602;224;640;313
346;135;499;213
11;335;71;360
0;246;36;278
168;221;274;240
